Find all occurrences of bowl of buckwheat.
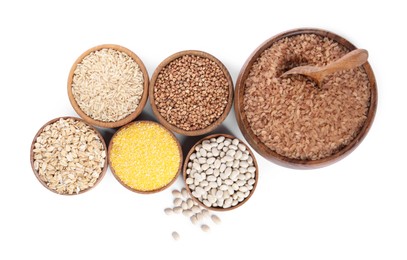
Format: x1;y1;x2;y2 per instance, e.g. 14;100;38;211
149;50;234;136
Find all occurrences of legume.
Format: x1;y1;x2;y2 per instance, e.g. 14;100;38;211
185;136;257;208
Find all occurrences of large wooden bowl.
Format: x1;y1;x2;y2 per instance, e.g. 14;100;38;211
149;50;234;136
108;120;183;194
235;28;378;169
30;116;108;195
183;134;259;211
67;44;149;128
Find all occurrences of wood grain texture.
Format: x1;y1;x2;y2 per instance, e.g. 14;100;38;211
282;49;369;88
67;44;149;128
234;28;378;169
182;134;259;211
30;116;108;195
107;120;183;194
149;50;234;136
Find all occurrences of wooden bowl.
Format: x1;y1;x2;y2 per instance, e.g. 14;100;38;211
149;50;234;136
30;116;108;195
235;28;378;169
108;120;183;194
183;134;259;211
67;44;149;128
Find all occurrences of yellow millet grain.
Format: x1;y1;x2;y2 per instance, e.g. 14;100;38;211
110;122;181;191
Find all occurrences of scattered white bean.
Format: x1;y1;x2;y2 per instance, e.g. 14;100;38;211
201;224;210;232
174;198;182;206
182;209;193;217
164;208;173;215
190;215;198;224
173;207;182;214
172;190;182;198
191;206;201;213
172;231;180;241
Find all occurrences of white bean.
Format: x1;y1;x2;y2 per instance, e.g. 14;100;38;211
172;231;180;240
209;181;217;188
207;157;215;164
211;214;221;224
203;200;212;207
202;164;209;171
164;208;173;215
201;224;210;232
217;136;225;143
207;175;217;182
224;179;233;185
226;149;236;157
202;143;212;151
206;168;214;175
240;161;249;168
214;159;221;169
248;166;256;173
215;190;223;199
174;198;182;206
207;194;217;204
211;147;220;157
234;150;243;160
217;142;224;150
238;143;246;151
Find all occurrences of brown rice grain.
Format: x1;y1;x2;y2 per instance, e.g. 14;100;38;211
72;48;144;122
243;34;371;160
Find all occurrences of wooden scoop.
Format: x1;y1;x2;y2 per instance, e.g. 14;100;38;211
281;49;368;88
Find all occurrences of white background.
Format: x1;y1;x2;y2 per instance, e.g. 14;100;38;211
0;1;405;259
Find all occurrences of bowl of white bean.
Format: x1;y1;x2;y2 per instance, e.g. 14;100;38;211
183;134;258;211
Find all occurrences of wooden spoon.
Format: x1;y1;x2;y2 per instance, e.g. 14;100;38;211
281;49;368;88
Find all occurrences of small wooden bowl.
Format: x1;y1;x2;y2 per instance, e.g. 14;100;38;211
30;116;108;195
149;50;234;136
183;134;259;211
235;28;378;169
108;120;183;194
67;44;149;128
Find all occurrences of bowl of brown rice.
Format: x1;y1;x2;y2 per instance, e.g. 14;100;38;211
67;44;149;128
235;28;377;168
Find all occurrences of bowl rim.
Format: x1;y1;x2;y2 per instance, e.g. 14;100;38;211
234;27;378;169
67;44;149;128
183;133;259;211
108;120;183;194
149;50;234;136
30;116;108;195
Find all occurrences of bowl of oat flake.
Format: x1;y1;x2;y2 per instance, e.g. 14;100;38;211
235;28;378;168
68;44;149;128
30;117;108;195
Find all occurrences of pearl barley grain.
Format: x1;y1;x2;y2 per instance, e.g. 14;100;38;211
32;118;106;195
